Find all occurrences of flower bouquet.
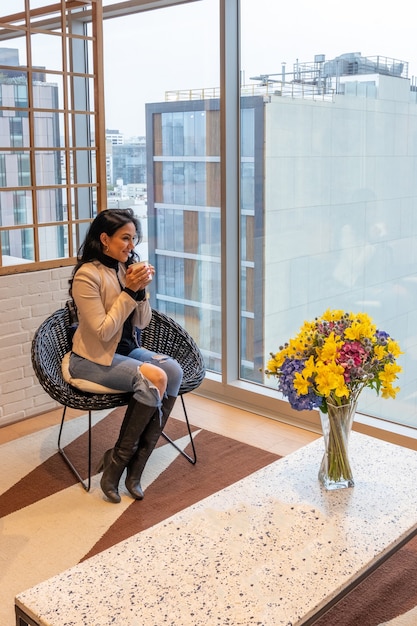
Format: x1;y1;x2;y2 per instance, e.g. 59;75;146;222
265;310;402;488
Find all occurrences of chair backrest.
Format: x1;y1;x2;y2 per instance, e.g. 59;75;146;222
31;308;129;411
141;309;206;396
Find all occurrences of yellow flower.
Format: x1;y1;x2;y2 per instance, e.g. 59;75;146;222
344;319;376;341
374;345;387;360
379;362;402;385
321;309;345;322
355;312;373;324
301;320;316;333
387;339;403;358
302;355;316;378
315;360;346;397
293;372;311;395
291;336;307;353
319;332;341;362
381;384;400;399
332;375;350;399
266;358;279;373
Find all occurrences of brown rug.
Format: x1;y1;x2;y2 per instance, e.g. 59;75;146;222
2;408;417;626
1;410;279;519
309;535;417;626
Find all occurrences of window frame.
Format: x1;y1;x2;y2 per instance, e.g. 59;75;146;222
0;0;106;275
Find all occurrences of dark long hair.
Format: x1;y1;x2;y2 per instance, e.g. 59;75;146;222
69;208;142;295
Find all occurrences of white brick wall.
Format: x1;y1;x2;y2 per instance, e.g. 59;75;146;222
0;266;73;427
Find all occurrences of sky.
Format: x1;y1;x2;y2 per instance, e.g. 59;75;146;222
102;0;417;137
3;0;415;137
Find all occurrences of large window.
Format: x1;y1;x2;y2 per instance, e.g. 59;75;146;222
240;0;417;428
102;0;221;369
0;0;104;272
1;0;415;435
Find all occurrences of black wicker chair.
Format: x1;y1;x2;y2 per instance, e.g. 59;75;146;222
31;307;205;491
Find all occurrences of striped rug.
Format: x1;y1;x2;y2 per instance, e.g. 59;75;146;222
0;407;279;625
1;408;417;625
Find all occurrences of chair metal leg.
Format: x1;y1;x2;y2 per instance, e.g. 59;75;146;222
57;405;92;491
161;394;197;464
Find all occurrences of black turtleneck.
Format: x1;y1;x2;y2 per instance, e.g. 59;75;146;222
97;250;119;270
97;253;143;355
98;252;145;301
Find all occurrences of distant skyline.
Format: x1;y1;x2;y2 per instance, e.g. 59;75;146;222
102;0;417;137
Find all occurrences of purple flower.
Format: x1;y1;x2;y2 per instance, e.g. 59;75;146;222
375;330;390;345
277;357;322;411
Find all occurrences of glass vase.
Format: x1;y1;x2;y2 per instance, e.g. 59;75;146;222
318;400;357;490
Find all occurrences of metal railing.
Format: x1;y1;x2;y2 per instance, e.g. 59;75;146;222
165;82;335;103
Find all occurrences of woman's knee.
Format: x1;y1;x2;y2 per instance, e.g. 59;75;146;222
165;359;183;395
139;362;168;396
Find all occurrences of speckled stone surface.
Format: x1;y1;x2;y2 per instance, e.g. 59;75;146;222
16;432;417;626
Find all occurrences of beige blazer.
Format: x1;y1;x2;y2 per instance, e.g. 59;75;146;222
71;260;152;366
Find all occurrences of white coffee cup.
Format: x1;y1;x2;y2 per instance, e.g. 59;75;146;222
131;261;152;280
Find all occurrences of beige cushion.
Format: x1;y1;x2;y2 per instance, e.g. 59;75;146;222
61;352;125;394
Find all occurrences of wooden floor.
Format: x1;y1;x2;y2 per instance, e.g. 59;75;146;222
0;393;319;456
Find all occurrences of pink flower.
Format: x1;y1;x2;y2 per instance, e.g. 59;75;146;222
337;341;368;382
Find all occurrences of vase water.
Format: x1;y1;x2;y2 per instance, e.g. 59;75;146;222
318;400;357;490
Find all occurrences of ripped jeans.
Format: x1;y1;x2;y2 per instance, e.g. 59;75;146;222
69;348;183;408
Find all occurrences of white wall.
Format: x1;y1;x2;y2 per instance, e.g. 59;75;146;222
0;266;73;427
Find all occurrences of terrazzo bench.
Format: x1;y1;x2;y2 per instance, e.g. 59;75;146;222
15;433;417;626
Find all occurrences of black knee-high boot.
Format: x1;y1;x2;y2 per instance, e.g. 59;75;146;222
125;395;177;500
97;396;159;503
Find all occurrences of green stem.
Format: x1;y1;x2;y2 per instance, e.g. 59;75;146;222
320;401;356;485
327;410;352;481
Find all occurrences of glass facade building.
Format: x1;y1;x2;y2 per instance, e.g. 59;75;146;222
146;99;223;372
111;141;147;186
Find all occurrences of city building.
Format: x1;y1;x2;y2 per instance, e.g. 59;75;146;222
0;48;63;264
146;52;417;424
105;129;124;145
111;138;146;186
105;131;146;188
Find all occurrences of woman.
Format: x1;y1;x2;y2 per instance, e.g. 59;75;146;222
69;208;183;503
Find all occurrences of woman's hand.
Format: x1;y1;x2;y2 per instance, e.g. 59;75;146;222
125;262;155;292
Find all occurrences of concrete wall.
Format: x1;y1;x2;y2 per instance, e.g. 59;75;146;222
263;77;417;426
0;266;73;427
